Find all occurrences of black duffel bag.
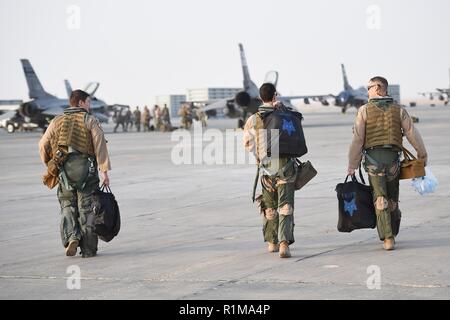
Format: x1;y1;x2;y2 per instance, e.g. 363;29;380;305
335;168;376;232
93;185;121;242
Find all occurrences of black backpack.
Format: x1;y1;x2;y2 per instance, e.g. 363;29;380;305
93;186;121;242
259;106;307;158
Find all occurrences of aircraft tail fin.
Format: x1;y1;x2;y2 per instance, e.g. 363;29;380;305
341;64;353;91
264;71;279;87
239;43;253;90
238;43;259;97
20;59;53;99
84;82;100;97
64;80;73;98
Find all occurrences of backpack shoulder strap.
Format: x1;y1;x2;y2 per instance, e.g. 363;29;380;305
251;112;264;203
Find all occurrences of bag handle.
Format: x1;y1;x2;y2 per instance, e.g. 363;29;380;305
402;147;417;161
344;165;366;185
100;184;112;193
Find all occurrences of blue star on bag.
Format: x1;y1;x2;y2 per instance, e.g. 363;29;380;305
282;118;296;136
343;192;357;216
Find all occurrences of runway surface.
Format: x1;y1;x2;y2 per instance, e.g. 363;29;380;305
0;105;449;299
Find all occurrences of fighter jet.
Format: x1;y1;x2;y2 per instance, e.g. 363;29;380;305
17;59;109;131
199;43;333;128
418;68;450;105
332;64;368;113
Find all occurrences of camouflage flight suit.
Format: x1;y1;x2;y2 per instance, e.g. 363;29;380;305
57;153;100;257
244;104;296;245
348;97;428;241
39;107;111;257
260;157;296;245
363;147;401;240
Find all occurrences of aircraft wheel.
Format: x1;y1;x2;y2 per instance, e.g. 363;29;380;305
7;123;15;133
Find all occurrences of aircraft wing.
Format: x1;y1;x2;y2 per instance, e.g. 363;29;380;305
353;93;368;101
419;91;442;99
199;97;234;112
40;106;108;122
92;112;109;123
436;88;450;94
278;94;334;101
42;106;65;117
0;100;22;112
0;110;18;122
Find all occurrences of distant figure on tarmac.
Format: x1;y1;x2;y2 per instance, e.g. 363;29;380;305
114;107;127;133
178;103;192;129
142;106;151;132
154;105;163;131
38;90;111;258
125;108;133;131
161;104;172;131
196;108;207;127
134;106;141;132
347;76;428;251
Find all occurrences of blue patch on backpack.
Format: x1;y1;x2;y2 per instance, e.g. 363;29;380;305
282;118;296;136
343;192;357;216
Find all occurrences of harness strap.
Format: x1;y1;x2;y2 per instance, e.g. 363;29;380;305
252;113;261;202
363;149;401;177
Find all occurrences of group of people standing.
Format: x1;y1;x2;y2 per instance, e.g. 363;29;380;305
114;104;172;133
178;103;207;129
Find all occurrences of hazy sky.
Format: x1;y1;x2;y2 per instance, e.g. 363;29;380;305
1;0;449;106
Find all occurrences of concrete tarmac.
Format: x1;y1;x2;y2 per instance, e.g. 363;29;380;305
0;105;449;299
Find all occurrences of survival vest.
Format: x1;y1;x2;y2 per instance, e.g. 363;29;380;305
51;108;96;191
364;102;403;150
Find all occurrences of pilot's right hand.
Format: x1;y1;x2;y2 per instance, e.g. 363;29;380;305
101;171;110;187
273;101;283;108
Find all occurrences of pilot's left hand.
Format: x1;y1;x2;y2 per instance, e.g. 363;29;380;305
347;167;355;176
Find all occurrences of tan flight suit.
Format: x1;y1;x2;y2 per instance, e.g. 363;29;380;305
348;97;427;241
39;107;111;257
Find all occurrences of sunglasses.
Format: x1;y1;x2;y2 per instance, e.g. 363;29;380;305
367;84;379;91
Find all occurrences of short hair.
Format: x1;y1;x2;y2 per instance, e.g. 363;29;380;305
370;76;388;93
69;90;90;107
259;83;277;102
